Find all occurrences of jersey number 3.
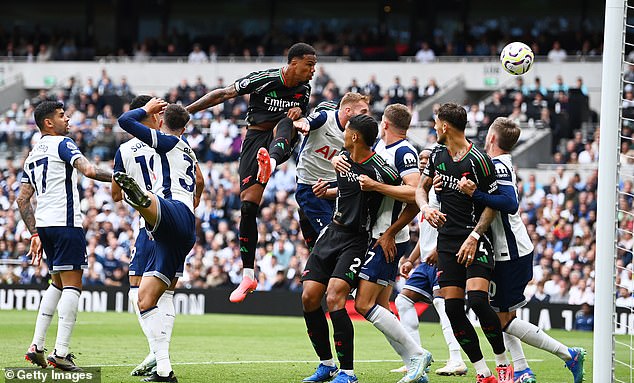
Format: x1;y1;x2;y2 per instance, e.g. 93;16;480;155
179;155;195;192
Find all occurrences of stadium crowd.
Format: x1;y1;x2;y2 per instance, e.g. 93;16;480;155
0;15;604;61
0;66;630;310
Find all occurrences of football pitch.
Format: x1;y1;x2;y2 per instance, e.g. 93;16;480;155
0;310;597;383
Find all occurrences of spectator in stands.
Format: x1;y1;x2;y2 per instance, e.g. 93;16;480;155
423;78;440;98
415;41;436;63
347;79;362;94
547;41;568;63
550;75;569;95
188;43;208;63
387;76;406;105
364;74;382;104
616;287;634;308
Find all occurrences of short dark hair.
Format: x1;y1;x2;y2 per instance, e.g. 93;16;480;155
437;102;467;131
163;104;190;132
348;114;378;147
383;103;411;131
34;101;63;131
490;117;521;151
287;43;316;63
130;95;153;110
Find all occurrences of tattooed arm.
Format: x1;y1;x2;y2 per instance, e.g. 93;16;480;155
17;183;42;264
73;156;113;182
186;85;238;114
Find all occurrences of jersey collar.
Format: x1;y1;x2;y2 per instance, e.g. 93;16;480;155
385;138;405;149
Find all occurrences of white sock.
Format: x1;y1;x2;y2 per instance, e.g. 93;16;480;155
158;291;176;343
386;335;409;365
320;358;336;367
130;287;155;355
504;332;529;371
473;358;491;377
270;158;277;171
55;287;80;357
495;352;509;367
340;369;354;376
433;297;463;363
32;284;62;349
366;305;424;361
243;268;255;280
506;318;570;360
396;294;422;347
141;306;171;377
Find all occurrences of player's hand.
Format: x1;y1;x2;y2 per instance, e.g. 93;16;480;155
433;174;443;193
422;206;446;228
358;174;378;191
374;233;396;263
458;177;476;196
456;236;478;266
331;155;351;173
312;178;330;199
28;235;42;266
425;248;438;265
143;97;168;115
399;260;413;278
293;119;310;135
287;107;303;120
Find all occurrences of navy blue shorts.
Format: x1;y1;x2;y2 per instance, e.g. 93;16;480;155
295;183;336;233
144;198;196;285
490;253;534;312
130;228;184;278
403;262;440;303
38;227;87;273
359;239;410;287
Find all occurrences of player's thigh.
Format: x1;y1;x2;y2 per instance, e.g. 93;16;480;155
326;277;353;311
355;279;385;314
296;184;335;233
239;129;273;191
403;263;437;303
401;288;426;303
39;227;87;275
138;275;168;309
59;270;83;289
490;255;533;313
302;280;327;311
359;239;406;287
436;249;467;290
331;234;369;287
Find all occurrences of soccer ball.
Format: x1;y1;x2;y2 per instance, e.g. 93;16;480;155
500;42;534;76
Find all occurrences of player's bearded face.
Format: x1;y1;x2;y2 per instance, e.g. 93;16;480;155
435;118;446;144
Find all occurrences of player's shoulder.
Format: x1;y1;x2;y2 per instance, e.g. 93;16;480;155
467;144;492;162
492;154;514;179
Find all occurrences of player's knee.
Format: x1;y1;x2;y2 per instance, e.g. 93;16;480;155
395;294;413;314
301;289;322;312
353;298;372;317
498;312;516;329
466;290;490;314
325;290;347;312
444;298;466;320
240;201;259;219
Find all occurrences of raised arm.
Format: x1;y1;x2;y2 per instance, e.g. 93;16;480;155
186;84;238;114
118;99;179;154
471;185;519;214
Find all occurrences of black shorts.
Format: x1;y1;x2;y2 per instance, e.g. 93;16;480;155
436;234;494;289
238;125;300;192
238;128;274;192
301;224;370;287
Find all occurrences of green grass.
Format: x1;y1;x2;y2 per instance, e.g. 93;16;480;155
0;310;595;383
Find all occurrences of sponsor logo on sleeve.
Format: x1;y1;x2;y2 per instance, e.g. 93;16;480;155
238;78;250;90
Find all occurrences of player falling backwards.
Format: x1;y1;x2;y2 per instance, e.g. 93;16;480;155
294;93;370;252
21;101;112;371
114;98;198;382
394;147;468;377
416;102;512;383
186;42;316;303
112;95;203;377
301;114;403;383
452;117;585;383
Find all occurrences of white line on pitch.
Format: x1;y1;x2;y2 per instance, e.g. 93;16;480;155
78;359;544;368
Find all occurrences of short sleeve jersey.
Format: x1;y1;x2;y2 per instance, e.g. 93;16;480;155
234;68;311;126
371;139;419;243
423;143;497;240
21;136;84;227
333;151;402;233
296;109;344;184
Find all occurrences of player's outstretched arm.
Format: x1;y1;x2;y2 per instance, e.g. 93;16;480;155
400;241;420;278
73;156;113;182
186;85;238;114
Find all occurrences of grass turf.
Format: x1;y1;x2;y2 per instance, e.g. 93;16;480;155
0;310;597;383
